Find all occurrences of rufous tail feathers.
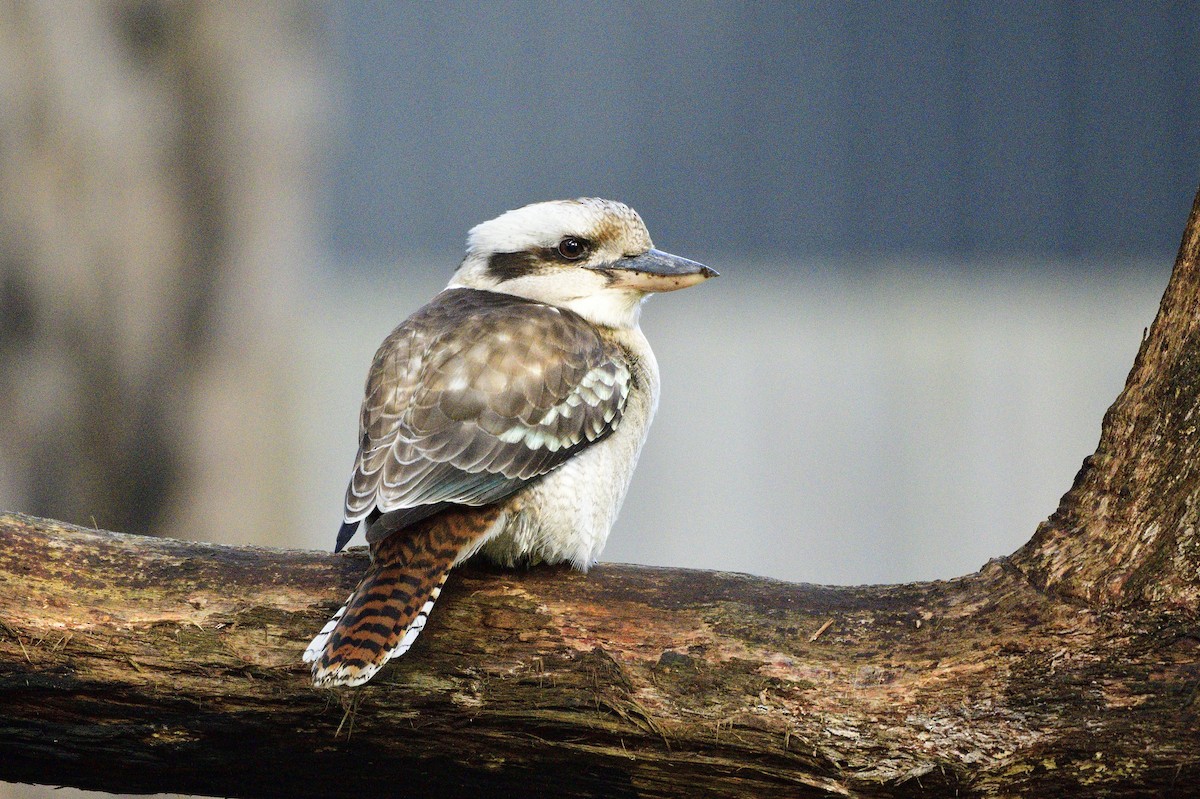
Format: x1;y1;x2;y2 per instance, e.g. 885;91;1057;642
304;505;502;687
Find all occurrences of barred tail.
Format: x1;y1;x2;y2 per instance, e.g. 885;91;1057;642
303;568;449;687
304;505;502;687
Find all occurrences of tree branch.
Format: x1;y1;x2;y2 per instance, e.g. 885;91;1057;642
3;191;1199;798
1012;185;1200;609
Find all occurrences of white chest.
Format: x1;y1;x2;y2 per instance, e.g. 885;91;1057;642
479;327;660;570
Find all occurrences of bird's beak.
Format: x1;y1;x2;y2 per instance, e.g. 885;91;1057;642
588;248;718;292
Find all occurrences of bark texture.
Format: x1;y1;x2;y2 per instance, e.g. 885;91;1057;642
1;192;1199;797
1011;186;1200;610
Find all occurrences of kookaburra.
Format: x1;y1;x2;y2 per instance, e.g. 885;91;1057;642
304;197;716;687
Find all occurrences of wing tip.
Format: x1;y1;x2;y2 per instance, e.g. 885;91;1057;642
333;520;359;553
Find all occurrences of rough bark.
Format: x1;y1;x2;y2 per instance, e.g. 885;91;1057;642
1011;185;1200;610
1;192;1199;797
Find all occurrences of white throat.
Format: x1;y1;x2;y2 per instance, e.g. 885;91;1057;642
559;289;647;329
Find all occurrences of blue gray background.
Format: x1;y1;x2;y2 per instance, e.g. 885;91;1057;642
324;2;1198;268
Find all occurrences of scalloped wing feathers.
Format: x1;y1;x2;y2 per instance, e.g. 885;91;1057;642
341;288;630;545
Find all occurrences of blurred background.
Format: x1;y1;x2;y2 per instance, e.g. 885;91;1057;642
0;2;1196;794
2;2;1198;608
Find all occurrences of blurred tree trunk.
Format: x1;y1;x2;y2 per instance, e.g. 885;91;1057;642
0;1;322;544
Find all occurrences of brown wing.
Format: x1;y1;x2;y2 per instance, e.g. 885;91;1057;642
338;288;629;548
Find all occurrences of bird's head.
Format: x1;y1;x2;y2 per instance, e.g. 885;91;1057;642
448;198;717;328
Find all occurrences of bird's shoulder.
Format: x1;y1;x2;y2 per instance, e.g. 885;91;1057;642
365;288;624;414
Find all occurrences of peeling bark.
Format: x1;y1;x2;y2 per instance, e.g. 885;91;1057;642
2;192;1200;797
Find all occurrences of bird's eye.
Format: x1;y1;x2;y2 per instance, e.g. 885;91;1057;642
556;237;588;261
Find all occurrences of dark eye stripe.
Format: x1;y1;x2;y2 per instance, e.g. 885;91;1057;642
485;251;543;281
485;238;594;283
